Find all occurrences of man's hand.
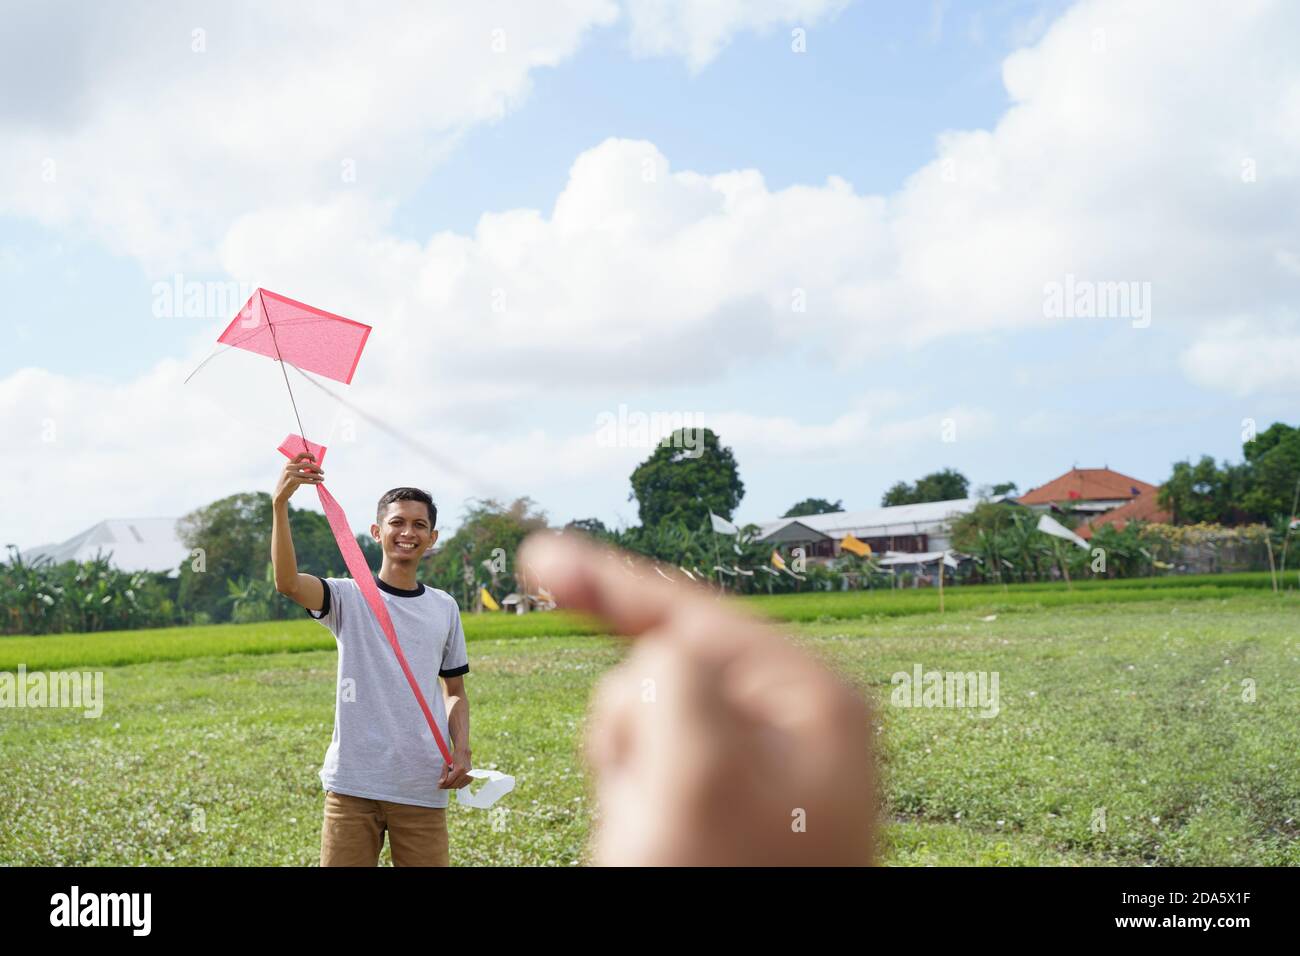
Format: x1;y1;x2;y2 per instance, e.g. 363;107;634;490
517;531;875;866
273;452;323;504
439;748;473;790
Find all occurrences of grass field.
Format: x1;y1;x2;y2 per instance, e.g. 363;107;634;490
1;583;1297;866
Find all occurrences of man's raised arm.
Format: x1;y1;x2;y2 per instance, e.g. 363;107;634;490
271;452;325;613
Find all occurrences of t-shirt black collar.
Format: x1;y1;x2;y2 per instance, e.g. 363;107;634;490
374;574;425;597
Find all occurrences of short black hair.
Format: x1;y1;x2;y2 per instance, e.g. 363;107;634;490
376;487;437;528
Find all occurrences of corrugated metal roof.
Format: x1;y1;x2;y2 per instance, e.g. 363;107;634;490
756;496;997;541
20;518;187;576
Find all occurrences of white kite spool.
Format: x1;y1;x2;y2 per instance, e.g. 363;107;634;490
457;769;516;809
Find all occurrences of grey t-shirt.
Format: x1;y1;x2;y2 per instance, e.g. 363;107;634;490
307;575;469;808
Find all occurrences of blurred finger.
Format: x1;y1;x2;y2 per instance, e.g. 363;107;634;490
517;532;767;656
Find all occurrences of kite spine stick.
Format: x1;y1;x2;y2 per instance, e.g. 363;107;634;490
262;289;310;457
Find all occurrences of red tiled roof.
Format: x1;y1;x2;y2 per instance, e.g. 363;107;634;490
1077;490;1171;540
1017;467;1157;505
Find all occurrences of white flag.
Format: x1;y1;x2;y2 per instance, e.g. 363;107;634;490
710;512;739;535
1037;513;1089;549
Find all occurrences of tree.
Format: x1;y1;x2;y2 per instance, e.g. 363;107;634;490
783;498;843;518
881;469;969;506
991;481;1019;496
880;481;914;507
1241;423;1300;521
1157;456;1244;525
565;518;609;537
949;500;1031;583
629;428;744;530
176;491;348;622
358;534;383;572
423;498;549;607
177;492;273;623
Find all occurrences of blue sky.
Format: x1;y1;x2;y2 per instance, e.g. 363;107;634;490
3;0;1296;548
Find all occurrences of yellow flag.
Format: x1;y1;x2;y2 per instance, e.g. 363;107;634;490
480;587;501;612
840;534;871;557
770;549;787;571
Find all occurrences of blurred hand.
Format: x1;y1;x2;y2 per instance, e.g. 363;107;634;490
518;531;875;866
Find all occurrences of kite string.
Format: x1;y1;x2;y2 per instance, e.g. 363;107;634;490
261;290;310;458
287;362;508;499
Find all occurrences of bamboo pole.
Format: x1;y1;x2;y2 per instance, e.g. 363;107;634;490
937;553;945;613
1055;539;1072;590
1278;477;1300;584
1265;535;1278;593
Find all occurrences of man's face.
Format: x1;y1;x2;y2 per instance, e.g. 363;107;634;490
371;500;438;563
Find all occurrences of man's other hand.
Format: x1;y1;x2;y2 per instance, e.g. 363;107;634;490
439;748;473;790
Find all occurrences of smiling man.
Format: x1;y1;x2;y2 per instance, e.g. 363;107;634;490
270;452;472;867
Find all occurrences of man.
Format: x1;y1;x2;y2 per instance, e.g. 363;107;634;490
271;451;472;867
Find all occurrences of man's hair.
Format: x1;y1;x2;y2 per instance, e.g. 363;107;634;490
376;487;437;528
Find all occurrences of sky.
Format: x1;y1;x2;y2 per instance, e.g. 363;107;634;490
2;0;1298;551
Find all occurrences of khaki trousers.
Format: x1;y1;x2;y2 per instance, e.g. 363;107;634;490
320;790;450;867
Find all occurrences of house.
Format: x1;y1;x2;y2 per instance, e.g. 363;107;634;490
1015;467;1157;520
500;592;557;615
755;497;1001;562
1076;489;1171;540
19;518;188;576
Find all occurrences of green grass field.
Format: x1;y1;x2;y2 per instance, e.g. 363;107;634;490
1;583;1297;866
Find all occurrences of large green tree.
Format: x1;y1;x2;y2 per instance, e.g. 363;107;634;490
881;468;969;507
628;428;744;530
176;491;351;622
1157;456;1249;525
1241;423;1300;520
1157;422;1300;526
783;497;843;517
423;497;549;607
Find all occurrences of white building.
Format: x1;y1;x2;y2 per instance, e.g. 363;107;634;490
755;497;1002;560
20;518;188;576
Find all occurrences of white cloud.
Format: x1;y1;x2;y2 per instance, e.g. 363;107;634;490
623;0;850;69
708;402;995;458
1180;319;1300;397
7;0;1300;548
0;0;854;269
2;1;627;268
218;0;1300;391
211;140;895;403
13;0;1300;363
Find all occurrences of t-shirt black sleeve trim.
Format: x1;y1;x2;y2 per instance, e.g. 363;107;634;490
439;663;469;678
305;576;331;619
